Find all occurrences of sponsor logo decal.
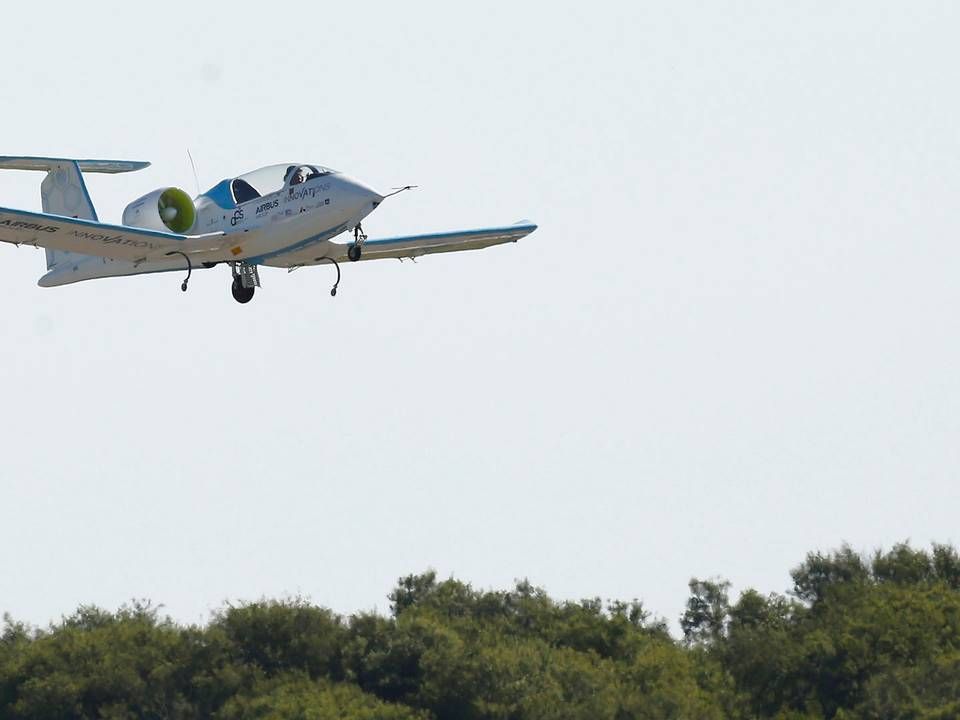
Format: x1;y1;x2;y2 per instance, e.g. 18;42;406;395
0;219;58;233
0;218;168;251
287;182;331;201
72;229;159;250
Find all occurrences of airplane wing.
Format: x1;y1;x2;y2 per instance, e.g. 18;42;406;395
0;206;226;262
287;221;538;266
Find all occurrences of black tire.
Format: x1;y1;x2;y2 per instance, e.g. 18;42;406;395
231;279;255;304
348;244;362;262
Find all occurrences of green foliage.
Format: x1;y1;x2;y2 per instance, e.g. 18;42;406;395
718;544;960;719
680;578;731;645
791;544;870;605
216;674;427;720
2;543;959;719
931;544;960;590
872;543;934;586
210;598;345;680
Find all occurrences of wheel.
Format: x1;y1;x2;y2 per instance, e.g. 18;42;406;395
231;278;255;304
347;244;362;262
232;283;255;303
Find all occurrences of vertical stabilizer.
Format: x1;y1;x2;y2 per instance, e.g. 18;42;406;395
39;161;98;271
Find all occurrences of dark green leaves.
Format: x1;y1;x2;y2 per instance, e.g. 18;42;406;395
2;543;959;719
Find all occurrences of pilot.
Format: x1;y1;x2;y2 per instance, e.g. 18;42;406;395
289;166;309;186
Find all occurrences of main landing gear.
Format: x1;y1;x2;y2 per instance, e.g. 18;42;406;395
348;223;367;262
231;279;254;304
230;262;260;304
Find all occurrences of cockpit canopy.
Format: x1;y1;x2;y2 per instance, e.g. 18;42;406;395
201;163;337;209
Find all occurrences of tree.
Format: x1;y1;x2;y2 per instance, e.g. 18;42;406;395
871;543;933;586
3;542;960;719
791;545;870;605
389;572;439;616
217;674;428;720
680;579;730;645
211;598;345;680
932;544;960;589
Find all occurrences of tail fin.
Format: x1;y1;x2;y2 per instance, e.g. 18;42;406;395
0;156;150;270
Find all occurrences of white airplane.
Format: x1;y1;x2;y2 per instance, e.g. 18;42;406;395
0;157;537;303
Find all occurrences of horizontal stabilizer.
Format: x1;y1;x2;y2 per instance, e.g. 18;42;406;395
0;156;150;174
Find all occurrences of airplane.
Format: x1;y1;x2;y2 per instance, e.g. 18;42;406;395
0;157;538;303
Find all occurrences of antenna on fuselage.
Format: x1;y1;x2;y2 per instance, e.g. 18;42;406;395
186;149;200;197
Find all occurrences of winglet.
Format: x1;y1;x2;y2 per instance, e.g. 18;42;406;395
0;156;150;174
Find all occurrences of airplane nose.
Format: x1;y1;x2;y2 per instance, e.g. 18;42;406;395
344;177;383;206
363;187;384;209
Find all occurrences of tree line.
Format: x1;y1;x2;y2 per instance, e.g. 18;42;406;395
2;542;960;718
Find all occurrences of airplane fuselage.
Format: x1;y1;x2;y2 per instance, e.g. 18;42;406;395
193;170;382;262
41;165;383;285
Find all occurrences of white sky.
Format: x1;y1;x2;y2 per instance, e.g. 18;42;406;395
2;1;959;631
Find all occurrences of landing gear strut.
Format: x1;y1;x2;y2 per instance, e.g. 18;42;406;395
230;262;260;304
348;223;367;262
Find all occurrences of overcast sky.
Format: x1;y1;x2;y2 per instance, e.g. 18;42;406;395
2;1;959;632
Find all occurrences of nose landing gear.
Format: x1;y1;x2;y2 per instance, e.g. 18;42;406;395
348;224;367;262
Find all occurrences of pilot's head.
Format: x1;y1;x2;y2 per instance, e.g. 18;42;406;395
291;166;309;185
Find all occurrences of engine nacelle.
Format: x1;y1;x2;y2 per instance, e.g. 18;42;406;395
122;187;196;233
